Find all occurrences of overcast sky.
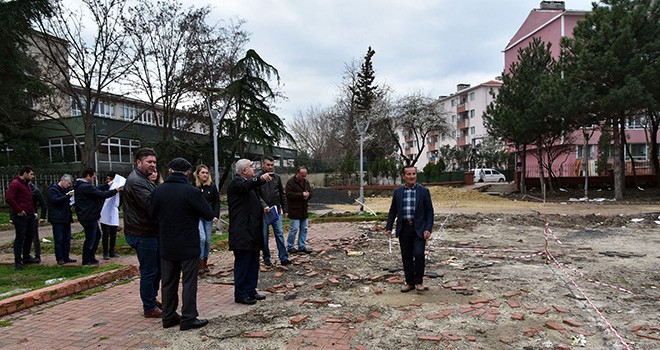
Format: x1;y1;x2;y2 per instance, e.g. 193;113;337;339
60;0;595;120
186;0;596;121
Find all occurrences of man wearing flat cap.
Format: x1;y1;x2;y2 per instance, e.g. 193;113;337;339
149;157;215;331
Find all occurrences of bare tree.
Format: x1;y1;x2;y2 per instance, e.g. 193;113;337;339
289;105;343;168
123;0;248;140
32;0;135;169
391;93;452;166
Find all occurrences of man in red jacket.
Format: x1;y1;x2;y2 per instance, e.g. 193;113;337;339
6;166;37;270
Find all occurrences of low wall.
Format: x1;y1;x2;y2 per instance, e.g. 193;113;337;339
515;171;658;188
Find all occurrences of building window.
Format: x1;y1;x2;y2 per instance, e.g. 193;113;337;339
40;137;81;163
71;98;82;116
95;101;115;118
451;115;456;123
576;145;595;159
469;92;475;101
470;109;475;118
451;99;456;107
120;104;139;121
99;137;141;164
470;126;475;135
627;143;647;160
627;115;646;129
71;97;115;118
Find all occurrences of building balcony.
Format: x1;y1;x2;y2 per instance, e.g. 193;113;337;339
457;104;466;113
457;119;468;129
457;137;467;147
427;144;436;151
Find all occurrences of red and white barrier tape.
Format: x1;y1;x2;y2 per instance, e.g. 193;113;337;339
544;222;563;245
554;260;635;295
425;199;458;260
438;246;540;254
542;220;635;295
546;251;633;350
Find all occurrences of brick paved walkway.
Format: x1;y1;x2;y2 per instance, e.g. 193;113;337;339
0;222;362;349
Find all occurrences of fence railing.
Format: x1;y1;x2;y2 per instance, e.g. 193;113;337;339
0;166;122;206
523;159;658;178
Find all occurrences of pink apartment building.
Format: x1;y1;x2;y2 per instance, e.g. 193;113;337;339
504;1;657;178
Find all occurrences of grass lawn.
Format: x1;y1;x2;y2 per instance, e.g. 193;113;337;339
0;207;375;301
0;263;121;300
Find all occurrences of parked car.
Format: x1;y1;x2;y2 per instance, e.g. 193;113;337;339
473;168;506;182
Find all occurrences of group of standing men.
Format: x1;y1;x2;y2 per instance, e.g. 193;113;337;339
6;166;120;269
6;150;436;332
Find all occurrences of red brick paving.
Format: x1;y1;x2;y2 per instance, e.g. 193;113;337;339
0;221;609;349
0;274;243;350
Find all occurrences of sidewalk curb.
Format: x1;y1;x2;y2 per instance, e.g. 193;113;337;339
0;265;138;317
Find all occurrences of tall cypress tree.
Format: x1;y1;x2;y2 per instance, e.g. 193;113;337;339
351;47;378;111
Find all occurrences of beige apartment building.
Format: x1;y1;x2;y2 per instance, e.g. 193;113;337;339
399;80;501;170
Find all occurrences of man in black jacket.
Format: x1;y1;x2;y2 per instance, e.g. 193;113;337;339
48;174;75;265
73;168;122;266
228;159;272;305
123;148;161;318
256;156;290;266
149;157;214;331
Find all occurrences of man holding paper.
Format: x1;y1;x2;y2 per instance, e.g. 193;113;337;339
73;168;123;266
100;172;125;260
256;156;290;266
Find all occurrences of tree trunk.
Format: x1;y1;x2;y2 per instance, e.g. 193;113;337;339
544;147;555;193
582;128;590;199
622;135;638;188
537;143;545;203
649;113;660;187
81;116;96;171
520;145;527;195
612;118;625;200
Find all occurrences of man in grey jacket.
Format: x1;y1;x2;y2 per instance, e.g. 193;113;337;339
256;156;290;266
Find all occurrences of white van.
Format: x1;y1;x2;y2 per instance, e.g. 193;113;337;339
473;168;506;183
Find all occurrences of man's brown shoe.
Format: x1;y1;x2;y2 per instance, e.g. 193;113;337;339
400;284;414;293
144;308;163;318
416;284;429;291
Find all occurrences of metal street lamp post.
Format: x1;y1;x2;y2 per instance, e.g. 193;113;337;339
201;87;228;191
355;110;371;213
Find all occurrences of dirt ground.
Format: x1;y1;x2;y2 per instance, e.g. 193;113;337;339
159;187;659;349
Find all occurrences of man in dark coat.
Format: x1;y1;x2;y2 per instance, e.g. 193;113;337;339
6;165;36;270
228;158;272;305
47;174;75;265
73;168;122;266
149;157;214;331
285;166;313;254
385;165;434;293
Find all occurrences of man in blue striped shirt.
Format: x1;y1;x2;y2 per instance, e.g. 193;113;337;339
385;165;434;293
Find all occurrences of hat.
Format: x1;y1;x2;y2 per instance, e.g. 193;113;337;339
167;157;192;172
